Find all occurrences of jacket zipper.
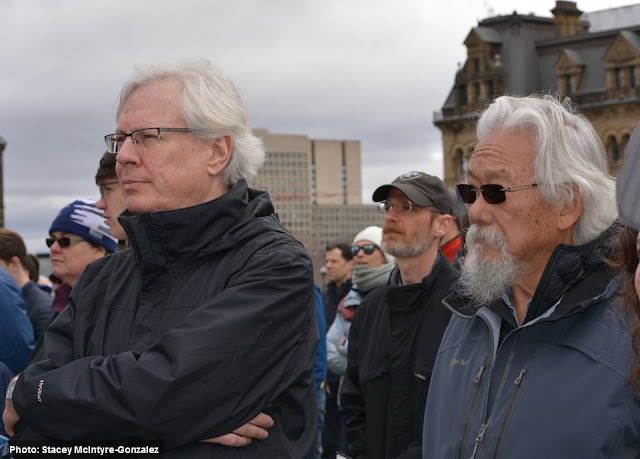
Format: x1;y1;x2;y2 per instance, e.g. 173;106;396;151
456;365;486;459
491;369;528;457
470;423;488;459
470;332;521;459
469;311;499;459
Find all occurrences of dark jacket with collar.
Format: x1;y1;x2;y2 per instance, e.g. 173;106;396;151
341;253;458;459
12;181;318;458
422;226;640;458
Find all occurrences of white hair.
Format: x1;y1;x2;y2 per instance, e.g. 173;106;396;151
116;58;264;187
475;94;617;245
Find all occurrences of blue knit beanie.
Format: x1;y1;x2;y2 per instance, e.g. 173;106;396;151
49;199;118;253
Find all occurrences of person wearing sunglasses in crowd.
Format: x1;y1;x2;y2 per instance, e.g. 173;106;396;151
29;199;117;363
325;227;394;443
4;60;317;458
421;94;640;458
341;172;458;459
611;123;640;402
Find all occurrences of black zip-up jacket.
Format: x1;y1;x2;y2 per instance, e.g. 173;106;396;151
11;181;318;458
341;253;458;459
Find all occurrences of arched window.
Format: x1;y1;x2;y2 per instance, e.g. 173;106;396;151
608;136;620;163
621;133;631;161
565;75;572;98
456;149;468;176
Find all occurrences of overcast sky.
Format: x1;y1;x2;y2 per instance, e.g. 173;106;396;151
0;0;635;253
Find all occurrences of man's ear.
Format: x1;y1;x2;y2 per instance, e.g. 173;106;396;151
207;135;233;176
432;214;453;239
557;188;584;232
9;256;22;270
94;246;107;260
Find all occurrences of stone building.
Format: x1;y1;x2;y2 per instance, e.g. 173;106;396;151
435;1;640;187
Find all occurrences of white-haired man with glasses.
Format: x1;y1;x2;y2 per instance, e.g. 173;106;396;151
340;171;458;459
4;59;317;458
421;95;640;458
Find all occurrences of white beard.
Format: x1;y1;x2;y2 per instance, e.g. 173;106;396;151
458;224;525;306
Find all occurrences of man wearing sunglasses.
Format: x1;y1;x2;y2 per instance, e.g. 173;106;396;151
4;60;317;458
421;95;640;458
341;171;458;459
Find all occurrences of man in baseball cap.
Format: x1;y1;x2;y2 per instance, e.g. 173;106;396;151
341;171;458;459
372;171;454;215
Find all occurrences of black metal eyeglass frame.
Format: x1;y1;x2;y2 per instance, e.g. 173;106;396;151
455;183;538;205
104;127;194;154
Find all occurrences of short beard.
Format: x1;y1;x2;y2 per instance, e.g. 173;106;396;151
458;224;525;307
382;226;432;259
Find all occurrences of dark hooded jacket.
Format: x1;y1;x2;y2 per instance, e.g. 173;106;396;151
422;226;640;458
11;181;318;458
341;253;458;459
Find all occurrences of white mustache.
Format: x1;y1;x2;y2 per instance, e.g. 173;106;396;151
466;224;507;250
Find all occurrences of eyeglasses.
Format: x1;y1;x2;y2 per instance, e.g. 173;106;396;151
456;183;538;205
378;200;440;215
350;244;378;256
46;236;86;249
104;127;194;154
98;180;119;197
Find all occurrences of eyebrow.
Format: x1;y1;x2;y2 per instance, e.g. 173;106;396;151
467;163;512;183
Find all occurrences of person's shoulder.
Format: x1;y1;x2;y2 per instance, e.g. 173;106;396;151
22;280;51;301
0;268;22;298
559;296;632;376
246;223;310;261
354;283;389;317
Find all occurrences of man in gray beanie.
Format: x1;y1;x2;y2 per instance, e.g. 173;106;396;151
341;171;458;459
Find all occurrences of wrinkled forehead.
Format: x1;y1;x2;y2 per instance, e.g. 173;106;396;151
467;146;535;184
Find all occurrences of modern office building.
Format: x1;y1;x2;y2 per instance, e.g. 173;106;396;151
435;1;640;186
251;129;383;284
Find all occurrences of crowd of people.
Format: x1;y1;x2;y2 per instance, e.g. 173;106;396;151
1;59;640;459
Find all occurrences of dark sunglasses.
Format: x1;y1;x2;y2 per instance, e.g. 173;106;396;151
350;244;378;256
456;183;538;205
46;236;86;248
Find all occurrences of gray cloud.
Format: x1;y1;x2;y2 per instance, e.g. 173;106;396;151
0;0;627;254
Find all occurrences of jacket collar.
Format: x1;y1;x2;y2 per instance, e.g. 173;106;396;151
388;251;450;289
118;180;274;271
445;225;619;325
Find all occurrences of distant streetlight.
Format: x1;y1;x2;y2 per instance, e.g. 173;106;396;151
319;265;328;290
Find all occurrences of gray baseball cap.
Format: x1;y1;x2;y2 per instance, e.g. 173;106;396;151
372;171;454;215
617;123;640;230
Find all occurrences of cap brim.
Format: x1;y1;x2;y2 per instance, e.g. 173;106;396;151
617;124;640;230
372;183;434;206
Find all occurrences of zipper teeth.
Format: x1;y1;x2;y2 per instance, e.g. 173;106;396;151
485;334;520;425
472;320;522;459
470;314;497;459
456;365;485;459
492;369;528;457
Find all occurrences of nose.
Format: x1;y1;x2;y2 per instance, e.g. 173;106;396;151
96;196;107;210
115;136;141;167
49;241;62;254
466;193;492;226
384;209;399;224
